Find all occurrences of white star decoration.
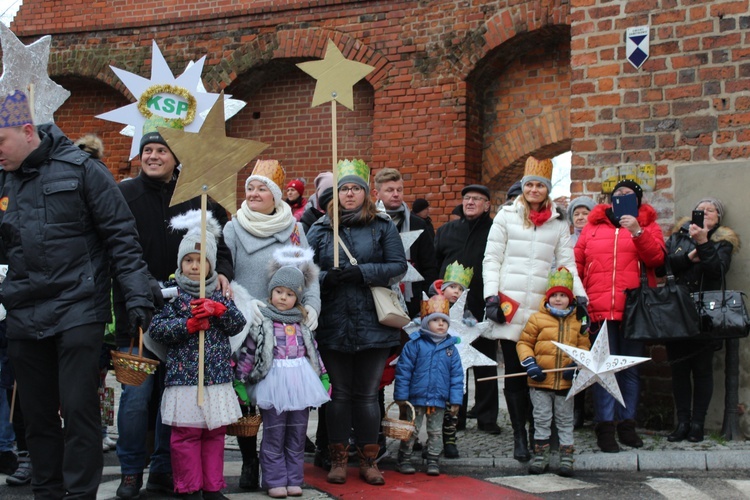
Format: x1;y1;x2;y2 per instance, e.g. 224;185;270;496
97;40;222;160
0;23;70;123
119;60;245;138
403;290;496;370
400;229;425;283
553;322;650;406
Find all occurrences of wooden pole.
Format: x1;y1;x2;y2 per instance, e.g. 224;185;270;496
331;101;340;268
197;193;208;406
476;366;574;382
9;382;16;423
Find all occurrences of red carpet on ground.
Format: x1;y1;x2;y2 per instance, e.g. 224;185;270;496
303;463;539;499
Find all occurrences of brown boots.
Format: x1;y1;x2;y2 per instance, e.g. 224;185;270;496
357;444;385;485
327;443;385;485
326;443;349;484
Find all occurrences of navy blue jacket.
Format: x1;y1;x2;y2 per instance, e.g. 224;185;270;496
394;329;464;407
306;213;407;352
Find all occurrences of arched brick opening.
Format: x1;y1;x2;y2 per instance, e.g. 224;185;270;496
466;24;572;198
225;60;375;211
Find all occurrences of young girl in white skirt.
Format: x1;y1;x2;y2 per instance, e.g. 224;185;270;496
235;246;330;498
149;211;246;499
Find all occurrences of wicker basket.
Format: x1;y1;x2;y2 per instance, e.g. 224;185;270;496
111;328;160;387
381;401;416;441
226;414;262;437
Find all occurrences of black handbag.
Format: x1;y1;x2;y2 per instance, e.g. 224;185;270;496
623;259;701;341
692;275;750;340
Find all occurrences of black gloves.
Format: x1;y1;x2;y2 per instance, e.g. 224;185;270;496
127;307;153;339
576;296;589;333
485;295;506;324
149;278;165;309
521;357;546;382
322;268;342;288
562;362;577;381
338;266;364;284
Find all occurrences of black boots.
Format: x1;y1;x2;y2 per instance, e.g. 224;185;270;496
687;421;704;442
667;421;691;442
443;405;459;458
595;421;620;453
239;456;260;490
504;389;531;462
617;419;643;448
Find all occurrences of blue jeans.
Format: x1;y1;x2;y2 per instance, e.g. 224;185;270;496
0;387;13;451
116;347;171;475
592;321;644;422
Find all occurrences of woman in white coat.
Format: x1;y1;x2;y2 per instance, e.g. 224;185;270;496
482;156;586;462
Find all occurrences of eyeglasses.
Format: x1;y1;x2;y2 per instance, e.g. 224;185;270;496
463;195;488;203
340;186;364;194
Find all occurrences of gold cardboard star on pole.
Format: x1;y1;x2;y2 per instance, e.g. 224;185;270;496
296;39;375;110
159;92;269;211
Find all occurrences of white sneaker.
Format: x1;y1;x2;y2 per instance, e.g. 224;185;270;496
103;436;117;451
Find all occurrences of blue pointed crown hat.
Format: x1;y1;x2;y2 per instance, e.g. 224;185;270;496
0;90;33;129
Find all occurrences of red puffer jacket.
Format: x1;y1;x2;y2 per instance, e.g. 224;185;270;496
574;203;665;322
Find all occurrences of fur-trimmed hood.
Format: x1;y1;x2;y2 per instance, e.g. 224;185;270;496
673;217;741;253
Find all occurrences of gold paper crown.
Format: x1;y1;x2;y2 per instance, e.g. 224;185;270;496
443;261;474;289
421;294;450;319
547;266;574;293
524;156;553;181
0;90;33;129
251;159;286;189
337;158;369;185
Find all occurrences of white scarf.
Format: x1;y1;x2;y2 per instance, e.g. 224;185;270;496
235;200;295;238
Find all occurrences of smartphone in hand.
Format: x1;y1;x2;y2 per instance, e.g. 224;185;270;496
612;192;639;220
692;210;705;228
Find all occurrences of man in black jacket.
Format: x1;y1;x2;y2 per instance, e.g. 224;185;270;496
434;184;501;435
373;168;438;317
112;129;235;498
0;90;154;498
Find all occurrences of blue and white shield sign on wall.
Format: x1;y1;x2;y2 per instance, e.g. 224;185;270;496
626;26;650;69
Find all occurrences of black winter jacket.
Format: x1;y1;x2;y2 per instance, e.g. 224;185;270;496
664;218;739;293
0;125;153;340
306;213;407;352
397;212;438;317
434;211;492;320
112;170;234;346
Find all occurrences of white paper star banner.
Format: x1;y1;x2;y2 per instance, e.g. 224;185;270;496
553;322;650;407
626;26;650;69
403;290;496;370
119;60;245;139
97;40;222;159
400;229;425;283
0;23;70;123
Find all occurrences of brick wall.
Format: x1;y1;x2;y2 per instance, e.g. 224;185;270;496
20;0;572;225
569;0;750;223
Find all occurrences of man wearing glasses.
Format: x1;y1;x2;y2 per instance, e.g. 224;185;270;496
434;185;502;435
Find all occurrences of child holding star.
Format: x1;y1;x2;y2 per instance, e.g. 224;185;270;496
516;267;590;477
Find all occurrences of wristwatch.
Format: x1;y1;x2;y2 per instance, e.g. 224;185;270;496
632;229;644;238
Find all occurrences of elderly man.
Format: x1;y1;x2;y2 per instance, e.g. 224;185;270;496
0;90;154;498
434;185;501;435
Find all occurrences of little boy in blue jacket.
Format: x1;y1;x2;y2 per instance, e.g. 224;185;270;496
394;294;463;476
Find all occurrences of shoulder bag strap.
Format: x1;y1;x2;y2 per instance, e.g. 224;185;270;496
338;239;358;266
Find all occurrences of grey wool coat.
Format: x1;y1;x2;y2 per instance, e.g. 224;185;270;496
223;219;321;314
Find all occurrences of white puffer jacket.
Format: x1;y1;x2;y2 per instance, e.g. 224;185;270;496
482;199;586;342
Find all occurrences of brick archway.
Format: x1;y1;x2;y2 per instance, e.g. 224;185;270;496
202;28;392;93
446;2;572;192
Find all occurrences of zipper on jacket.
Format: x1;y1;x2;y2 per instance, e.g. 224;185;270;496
610;228;619;319
554;317;565;391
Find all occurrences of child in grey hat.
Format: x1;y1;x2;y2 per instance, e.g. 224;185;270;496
234;246;330;499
